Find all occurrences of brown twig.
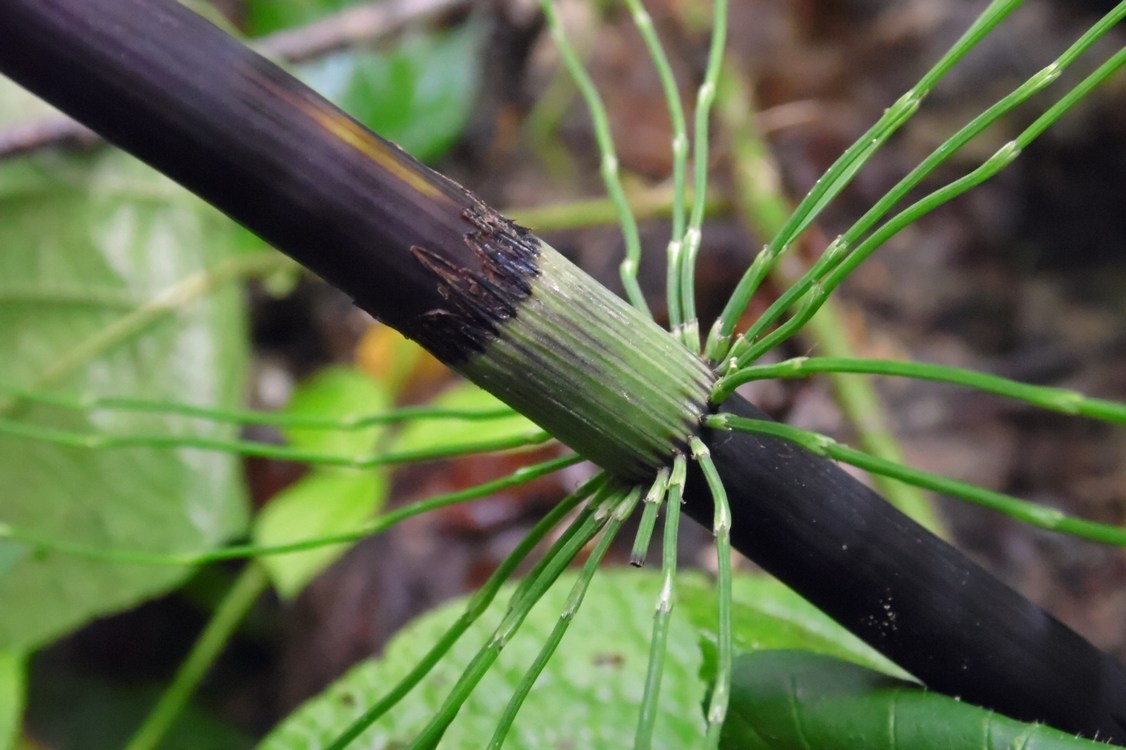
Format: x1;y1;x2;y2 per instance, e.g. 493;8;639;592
0;0;469;162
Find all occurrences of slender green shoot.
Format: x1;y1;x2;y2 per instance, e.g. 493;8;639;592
714;59;943;535
504;480;620;616
487;487;641;749
0;413;551;468
0;284;142;310
723;1;1126;367
617;0;691;347
507;183;725;233
404;485;629;749
634;454;686;750
538;0;651;317
124;563;268;750
731;44;1126;369
1020;36;1126;147
689;437;732;748
620;0;689;241
716;356;1126;424
672;0;728;353
704;0;1024;362
708;414;1126;547
0;454;581;566
324;473;606;750
0;381;514;430
630;466;671;567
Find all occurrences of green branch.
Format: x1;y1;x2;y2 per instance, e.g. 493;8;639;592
708;414;1126;547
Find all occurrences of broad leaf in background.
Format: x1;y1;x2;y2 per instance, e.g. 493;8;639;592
254;367;390;599
390;379;537;456
259;571;900;749
260;570;711;750
248;0;484;164
245;0;359;35
0;651;24;750
0;83;251;649
679;575;909;680
721;650;1109;750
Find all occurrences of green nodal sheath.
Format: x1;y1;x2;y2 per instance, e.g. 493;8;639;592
457;244;714;480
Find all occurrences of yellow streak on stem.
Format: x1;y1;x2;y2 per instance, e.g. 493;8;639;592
296;98;441;199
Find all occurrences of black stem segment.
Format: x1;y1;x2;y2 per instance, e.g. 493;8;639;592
0;0;526;366
688;396;1126;743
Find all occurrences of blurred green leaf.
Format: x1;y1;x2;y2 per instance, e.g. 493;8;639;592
245;0;360;36
255;470;387;600
255;367;390;599
281;366;389;455
246;0;484;163
721;650;1108;750
390;379;535;456
0;651;24;750
298;23;484;163
0;544;26;580
0;81;251;650
261;570;958;748
260;570;711;750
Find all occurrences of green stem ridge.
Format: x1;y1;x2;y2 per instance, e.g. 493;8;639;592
692;396;1126;743
705;0;1025;361
538;0;650;317
722;2;1126;370
708;414;1126;548
487;487;641;749
635;455;685;750
0;455;581;567
713;61;944;535
630;467;671;567
325;475;605;750
406;486;625;748
461;243;715;481
689;438;732;746
717;357;1126;423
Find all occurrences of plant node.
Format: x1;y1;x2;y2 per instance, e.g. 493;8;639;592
442;225;715;481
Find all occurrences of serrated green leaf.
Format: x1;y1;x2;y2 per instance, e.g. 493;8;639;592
0;83;250;649
260;570;710;750
721;650;1109;750
255;366;390;598
0;651;25;750
254;470;386;600
390;379;536;455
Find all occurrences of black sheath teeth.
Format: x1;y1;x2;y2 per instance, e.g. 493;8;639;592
409;203;543;364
